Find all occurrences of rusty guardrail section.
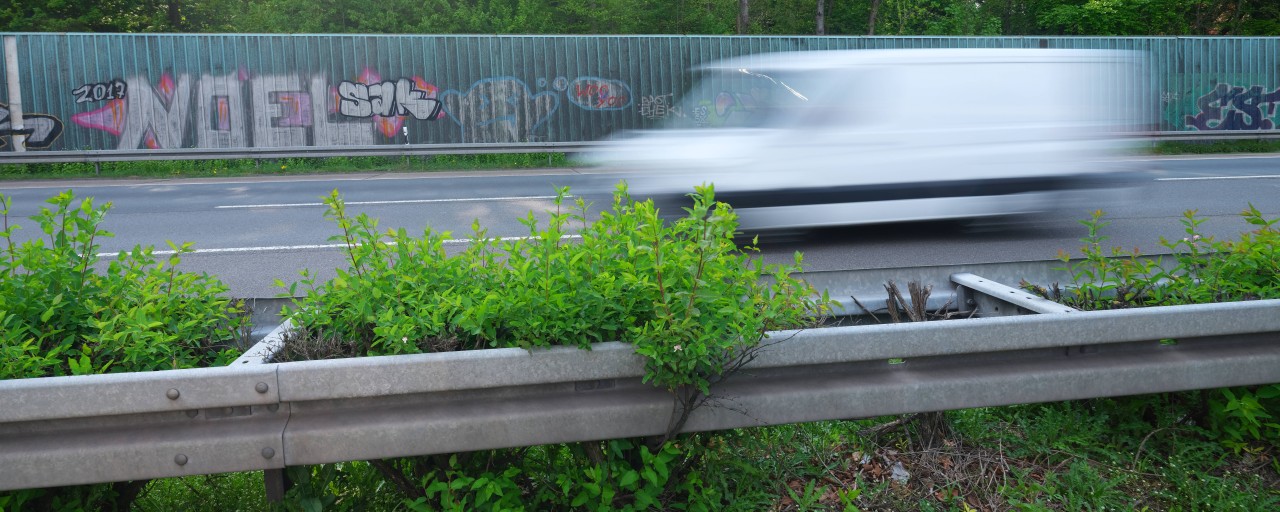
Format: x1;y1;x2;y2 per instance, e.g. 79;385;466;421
2;270;1278;496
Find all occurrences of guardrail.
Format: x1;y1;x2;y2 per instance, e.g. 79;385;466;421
2;269;1278;498
0;142;604;164
2;131;1278;165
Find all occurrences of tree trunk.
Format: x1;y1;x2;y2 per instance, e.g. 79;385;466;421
168;1;181;29
816;0;826;35
738;0;749;34
868;0;883;35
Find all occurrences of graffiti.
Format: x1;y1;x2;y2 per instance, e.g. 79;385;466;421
1185;83;1280;131
0;103;64;150
72;72;395;149
335;69;443;139
567;77;632;110
442;77;559;143
56;67;627;148
72;80;128;103
337;78;443;120
1160;91;1179;105
639;94;680;120
691;91;762;128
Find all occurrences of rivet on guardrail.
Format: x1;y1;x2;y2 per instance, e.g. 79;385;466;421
261;447;276;459
267;404;279;413
255;382;269;394
166;388;180;400
185;410;199;418
174;454;188;466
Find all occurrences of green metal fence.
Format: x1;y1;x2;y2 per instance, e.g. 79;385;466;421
1;34;1277;156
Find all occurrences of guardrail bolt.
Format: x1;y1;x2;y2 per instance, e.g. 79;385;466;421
267;404;279;413
166;388;181;400
261;447;276;459
185;410;199;418
174;454;188;466
255;382;270;394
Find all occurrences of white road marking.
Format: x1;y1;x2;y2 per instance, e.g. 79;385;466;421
95;234;582;258
216;195;566;209
1156;175;1280;181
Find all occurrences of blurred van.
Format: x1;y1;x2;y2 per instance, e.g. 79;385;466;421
579;49;1153;230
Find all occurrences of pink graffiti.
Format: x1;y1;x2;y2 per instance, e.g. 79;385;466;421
274;92;312;127
567;77;632;111
156;73;177;105
214;97;231;131
71;98;127;136
142;128;160;150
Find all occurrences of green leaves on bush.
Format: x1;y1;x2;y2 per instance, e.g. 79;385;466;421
0;190;247;379
280;182;830;510
1054;205;1280;451
0;191;248;509
283;182;830;392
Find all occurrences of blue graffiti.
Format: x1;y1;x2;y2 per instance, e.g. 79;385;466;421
1186;83;1280;131
441;77;560;143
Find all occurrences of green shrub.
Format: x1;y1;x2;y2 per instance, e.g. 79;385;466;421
0;191;246;378
0;190;248;510
278;182;831;509
1052;206;1280;451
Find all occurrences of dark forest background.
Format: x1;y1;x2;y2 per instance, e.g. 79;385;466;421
2;0;1277;37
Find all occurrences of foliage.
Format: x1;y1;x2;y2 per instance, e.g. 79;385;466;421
0;190;246;379
0;190;247;510
0;153;572;182
276;182;828;509
7;0;1278;36
1048;206;1280;452
282;182;828;386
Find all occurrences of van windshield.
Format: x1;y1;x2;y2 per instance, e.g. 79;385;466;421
665;68;822;129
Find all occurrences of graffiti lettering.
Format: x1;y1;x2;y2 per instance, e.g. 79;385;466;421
567;77;632;111
338;79;443;120
252;75;307;147
639;94;679;120
72;80;128;103
1186;83;1280;131
0;103;64;150
442;77;559;143
74;72;384;149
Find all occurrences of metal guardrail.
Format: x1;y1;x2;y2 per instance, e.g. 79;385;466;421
0;142;605;164
2;131;1278;165
1;271;1278;494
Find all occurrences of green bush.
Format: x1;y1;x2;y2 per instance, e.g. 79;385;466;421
1052;205;1280;452
278;182;831;509
0;190;248;510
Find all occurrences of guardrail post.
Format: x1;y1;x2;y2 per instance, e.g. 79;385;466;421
951;273;1101;355
4;35;26;152
231;319;292;501
951;273;1078;317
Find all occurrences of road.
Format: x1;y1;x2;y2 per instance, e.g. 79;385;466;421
1;154;1277;299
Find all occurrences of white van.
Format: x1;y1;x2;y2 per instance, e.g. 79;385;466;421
581;49;1153;230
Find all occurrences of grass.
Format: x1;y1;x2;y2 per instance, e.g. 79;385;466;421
0;153;573;181
1150;139;1280;155
130;398;1279;511
1;139;1278;182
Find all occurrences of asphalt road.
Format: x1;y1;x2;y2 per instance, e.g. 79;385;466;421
1;154;1277;299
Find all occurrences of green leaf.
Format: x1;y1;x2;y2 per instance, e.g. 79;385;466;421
618;470;640;488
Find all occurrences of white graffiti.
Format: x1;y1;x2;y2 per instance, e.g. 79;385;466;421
639;94;680;120
337;79;443;120
75;73;383;149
